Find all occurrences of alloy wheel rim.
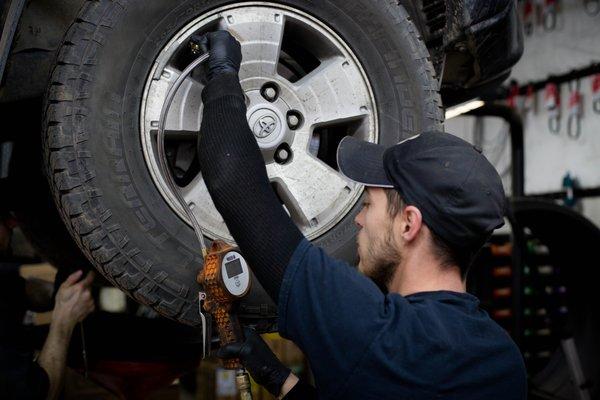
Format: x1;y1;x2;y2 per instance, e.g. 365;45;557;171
140;2;378;241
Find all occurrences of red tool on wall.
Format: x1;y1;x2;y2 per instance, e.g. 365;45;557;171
592;74;600;114
544;82;561;133
523;84;536;114
507;81;520;109
523;0;534;35
567;80;582;139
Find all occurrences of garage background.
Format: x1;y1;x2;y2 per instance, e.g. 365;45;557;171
2;0;599;399
447;2;600;225
447;3;599;399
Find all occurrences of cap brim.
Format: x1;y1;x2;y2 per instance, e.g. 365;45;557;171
336;136;393;188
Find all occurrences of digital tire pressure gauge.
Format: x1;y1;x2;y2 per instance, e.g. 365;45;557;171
221;251;251;298
197;240;252;370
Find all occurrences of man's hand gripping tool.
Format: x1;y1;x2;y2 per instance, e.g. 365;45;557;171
198;241;253;399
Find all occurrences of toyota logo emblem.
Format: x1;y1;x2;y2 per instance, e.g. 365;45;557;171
253;115;278;138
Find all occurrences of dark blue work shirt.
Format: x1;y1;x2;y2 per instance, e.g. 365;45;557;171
278;239;527;399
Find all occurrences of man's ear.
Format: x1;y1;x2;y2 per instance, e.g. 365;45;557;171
400;205;423;242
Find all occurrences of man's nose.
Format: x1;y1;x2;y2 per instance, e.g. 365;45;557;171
355;209;364;228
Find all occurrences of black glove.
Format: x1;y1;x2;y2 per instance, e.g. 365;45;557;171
216;328;291;396
199;30;242;80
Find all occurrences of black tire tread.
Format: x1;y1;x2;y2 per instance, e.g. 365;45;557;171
384;0;444;131
42;0;198;325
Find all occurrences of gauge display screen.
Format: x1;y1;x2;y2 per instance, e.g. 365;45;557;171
225;258;243;279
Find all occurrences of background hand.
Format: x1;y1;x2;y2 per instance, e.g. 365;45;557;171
52;270;95;333
217;328;291;396
200;30;242;79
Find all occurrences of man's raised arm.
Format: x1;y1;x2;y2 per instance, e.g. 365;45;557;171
197;31;304;302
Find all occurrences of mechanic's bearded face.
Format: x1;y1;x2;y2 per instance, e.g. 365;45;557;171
354;188;401;291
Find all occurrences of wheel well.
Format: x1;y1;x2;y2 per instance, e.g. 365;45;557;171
0;0;84;103
0;0;449;104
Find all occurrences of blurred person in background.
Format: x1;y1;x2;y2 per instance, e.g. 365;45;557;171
1;213;95;400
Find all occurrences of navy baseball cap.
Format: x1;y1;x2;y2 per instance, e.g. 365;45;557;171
337;131;507;251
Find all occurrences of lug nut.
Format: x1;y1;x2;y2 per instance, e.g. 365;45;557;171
261;83;280;102
277;148;289;160
264;87;277;101
274;143;292;164
287;114;299;128
286;110;303;130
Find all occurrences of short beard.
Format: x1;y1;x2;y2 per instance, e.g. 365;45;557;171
363;225;401;293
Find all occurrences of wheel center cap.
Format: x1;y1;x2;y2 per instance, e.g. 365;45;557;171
253;114;278;138
247;107;286;148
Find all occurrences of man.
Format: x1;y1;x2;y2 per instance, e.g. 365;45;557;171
1;215;95;400
198;31;527;399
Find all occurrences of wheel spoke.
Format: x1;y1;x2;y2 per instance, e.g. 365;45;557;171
181;173;230;237
293;57;371;130
270;152;352;226
181;173;211;209
221;8;286;78
145;66;205;134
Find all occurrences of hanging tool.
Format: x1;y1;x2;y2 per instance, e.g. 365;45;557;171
544;82;561;133
584;0;600;16
523;84;536;114
156;40;253;400
592;74;600;114
535;0;545;26
567;80;583;139
543;0;557;31
523;0;534;35
507;81;520;110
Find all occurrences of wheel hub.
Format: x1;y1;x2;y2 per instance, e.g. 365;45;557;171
140;2;378;242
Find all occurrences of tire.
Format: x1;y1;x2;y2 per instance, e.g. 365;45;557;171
0;99;93;289
43;0;443;326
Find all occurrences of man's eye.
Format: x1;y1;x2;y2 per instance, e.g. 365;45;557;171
363;202;370;207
